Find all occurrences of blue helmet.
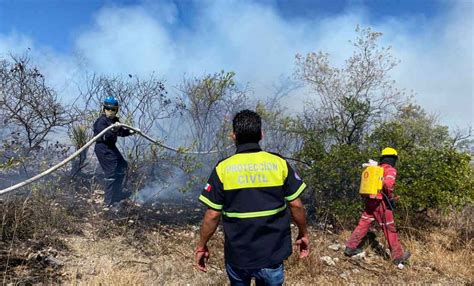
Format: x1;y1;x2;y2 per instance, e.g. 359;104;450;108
103;96;119;108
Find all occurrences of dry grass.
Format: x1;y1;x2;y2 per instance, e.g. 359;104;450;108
403;229;473;281
62;223;228;285
56;221;473;285
2;191;473;285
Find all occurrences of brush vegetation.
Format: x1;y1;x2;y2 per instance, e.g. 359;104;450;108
0;27;472;284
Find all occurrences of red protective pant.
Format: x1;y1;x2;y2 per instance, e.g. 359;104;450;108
346;198;404;259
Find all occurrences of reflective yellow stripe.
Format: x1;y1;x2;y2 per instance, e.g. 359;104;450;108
285;183;306;201
222;204;286;218
199;195;223;210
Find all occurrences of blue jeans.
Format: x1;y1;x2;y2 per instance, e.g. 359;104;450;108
225;263;284;286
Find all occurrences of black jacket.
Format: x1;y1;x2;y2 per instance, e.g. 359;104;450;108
93;114;132;146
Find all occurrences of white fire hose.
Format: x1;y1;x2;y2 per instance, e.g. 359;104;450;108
0;123;231;195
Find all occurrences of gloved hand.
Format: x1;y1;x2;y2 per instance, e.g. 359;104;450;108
295;232;310;258
111;122;121;132
195;245;210;272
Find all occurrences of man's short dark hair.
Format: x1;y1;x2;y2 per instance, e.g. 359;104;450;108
233;109;262;144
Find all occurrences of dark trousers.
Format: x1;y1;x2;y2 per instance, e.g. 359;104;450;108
95;143;128;205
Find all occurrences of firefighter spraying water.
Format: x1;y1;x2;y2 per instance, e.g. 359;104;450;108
0;97;230;198
93;96;136;208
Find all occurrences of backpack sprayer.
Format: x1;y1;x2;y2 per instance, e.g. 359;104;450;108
359;163;384;196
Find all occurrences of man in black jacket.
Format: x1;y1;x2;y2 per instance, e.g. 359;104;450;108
195;110;309;285
93;96;134;206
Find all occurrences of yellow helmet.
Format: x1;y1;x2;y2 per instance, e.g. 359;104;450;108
381;147;398;157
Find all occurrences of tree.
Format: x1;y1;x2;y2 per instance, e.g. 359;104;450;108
293;26;405;226
255;102;303;157
396;148;473;215
295;26;403;147
0;55;73;178
0;55;72;151
368;103;451;151
256;77;304;156
299;142;368;226
369;104;474;215
298;101;474;227
294;27;473;227
176;71;247;154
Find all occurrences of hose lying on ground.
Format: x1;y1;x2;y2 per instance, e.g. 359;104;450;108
0;123;230;196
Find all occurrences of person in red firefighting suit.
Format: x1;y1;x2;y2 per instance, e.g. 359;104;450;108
344;147;411;266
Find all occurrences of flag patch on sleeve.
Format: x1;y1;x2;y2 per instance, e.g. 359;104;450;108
204;183;212;192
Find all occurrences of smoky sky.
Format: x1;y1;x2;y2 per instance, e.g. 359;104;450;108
0;0;472;128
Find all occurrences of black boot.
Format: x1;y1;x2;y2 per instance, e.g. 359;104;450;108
393;251;411;265
344;247;363;257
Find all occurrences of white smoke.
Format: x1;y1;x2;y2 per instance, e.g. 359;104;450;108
0;1;472;126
